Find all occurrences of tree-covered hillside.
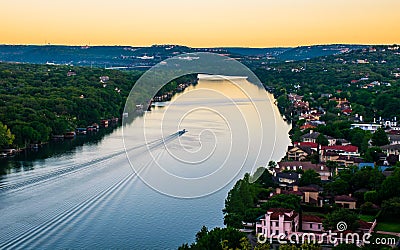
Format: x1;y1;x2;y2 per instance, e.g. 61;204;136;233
0;63;141;147
255;45;400;121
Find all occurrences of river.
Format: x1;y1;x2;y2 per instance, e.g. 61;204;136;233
0;78;291;249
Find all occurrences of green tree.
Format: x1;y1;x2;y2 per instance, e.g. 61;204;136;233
182;226;246;250
316;133;329;146
264;194;302;211
379;169;400;200
381;197;400;218
299;169;322;186
326;161;339;178
364;191;379;204
223;174;260;228
254;242;271;250
371;128;389;146
323;209;359;231
364;147;383;163
0;121;15;147
324;179;350;195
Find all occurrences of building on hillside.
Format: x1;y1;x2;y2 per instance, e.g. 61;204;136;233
300;123;317;131
255;208;299;238
335;156;364;167
275;185;323;207
301;131;336;146
277;161;331;181
321;145;359;157
286;145;314;161
380;118;398;128
350;123;381;132
388;134;400;145
293;142;319;151
381;144;400;156
274;172;300;187
335;195;357;209
302;215;324;232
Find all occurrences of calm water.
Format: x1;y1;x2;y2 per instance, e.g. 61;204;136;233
0;79;290;249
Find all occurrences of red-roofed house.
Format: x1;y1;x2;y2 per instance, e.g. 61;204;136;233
294;142;319;151
300;124;317;131
321;145;359;157
302;215;324;232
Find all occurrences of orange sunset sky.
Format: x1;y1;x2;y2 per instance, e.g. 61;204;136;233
1;0;400;47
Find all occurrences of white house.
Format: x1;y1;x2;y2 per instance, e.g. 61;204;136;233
256;208;299;238
388;134;400;145
351;123;381;132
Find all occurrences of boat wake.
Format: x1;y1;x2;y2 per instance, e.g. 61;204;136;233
0;132;183;193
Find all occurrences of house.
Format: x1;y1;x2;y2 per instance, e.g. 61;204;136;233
329;97;349;107
320;145;360;166
381;144;400;156
299;185;322;206
255;208;300;238
351;123;381;132
335;195;357;209
277;185;323;207
335;156;364;167
67;71;76;77
336;138;351;146
288;93;303;102
277;161;331;181
320;151;340;163
99;76;110;83
302;215;324;232
381;118;398;128
294;142;318;151
300;124;317;131
274;172;300;187
301;131;336;146
294;101;310;111
286;145;314;161
388;134;400;145
321;145;359;157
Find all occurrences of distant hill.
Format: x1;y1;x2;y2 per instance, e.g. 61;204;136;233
0;44;369;68
276;44;367;61
222;47;288;57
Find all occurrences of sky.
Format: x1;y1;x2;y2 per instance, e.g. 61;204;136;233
1;0;400;47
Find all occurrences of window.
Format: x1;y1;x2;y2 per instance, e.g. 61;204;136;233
318;224;321;229
310;223;313;229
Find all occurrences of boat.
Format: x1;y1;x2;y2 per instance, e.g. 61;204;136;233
75;128;87;135
64;131;76;139
197;74;248;81
178;129;187;136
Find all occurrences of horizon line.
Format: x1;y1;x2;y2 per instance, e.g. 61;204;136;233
1;42;400;49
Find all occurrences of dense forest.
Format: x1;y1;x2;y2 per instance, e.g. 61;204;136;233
0;62;198;149
0;63;142;147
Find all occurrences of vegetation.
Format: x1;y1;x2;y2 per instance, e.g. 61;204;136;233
323;209;359;231
0;63;142;147
178;226;247;250
371;128;389;146
299;169;322;186
0;62;196;149
0;121;15;147
255;46;400;122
